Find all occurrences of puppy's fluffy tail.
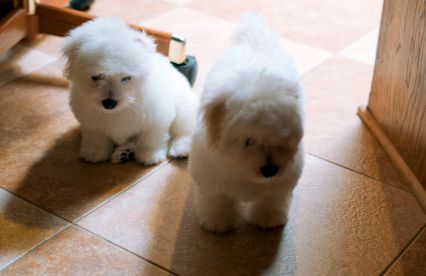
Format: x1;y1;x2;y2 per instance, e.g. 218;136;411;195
231;12;279;49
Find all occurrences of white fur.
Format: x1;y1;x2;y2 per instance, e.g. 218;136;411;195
63;17;199;164
189;13;305;233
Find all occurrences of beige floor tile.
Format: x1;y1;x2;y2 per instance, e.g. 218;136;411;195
0;188;68;270
0;60;164;221
41;0;175;22
141;8;234;96
0;44;57;87
78;157;426;275
1;226;169;275
189;0;383;52
281;38;331;75
142;8;331;98
303;56;407;190
163;0;193;5
22;36;65;58
340;29;380;65
90;0;176;24
385;227;426;276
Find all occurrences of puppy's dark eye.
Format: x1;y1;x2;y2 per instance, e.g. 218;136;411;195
91;74;104;81
245;138;256;147
121;76;132;82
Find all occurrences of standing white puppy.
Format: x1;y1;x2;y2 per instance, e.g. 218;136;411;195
63;17;198;165
189;14;305;233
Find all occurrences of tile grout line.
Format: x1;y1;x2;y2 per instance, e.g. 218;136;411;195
379;224;426;276
0;159;170;225
160;4;333;75
73;224;179;276
0;222;179;275
74;160;171;222
72;160;183;274
137;6;216;27
0;162;172;272
338;27;379;65
2;6;386;275
0;24;393;274
305;152;382;181
138;6;334;79
0;224;72;272
299;54;333;77
305;152;414;194
0;186;73;223
176;6;346;55
154;5;335;73
1;211;177;275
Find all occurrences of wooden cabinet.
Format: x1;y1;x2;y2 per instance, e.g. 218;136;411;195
359;0;426;210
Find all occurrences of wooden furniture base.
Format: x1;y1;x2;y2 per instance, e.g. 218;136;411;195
0;1;186;63
358;106;426;212
0;9;27;53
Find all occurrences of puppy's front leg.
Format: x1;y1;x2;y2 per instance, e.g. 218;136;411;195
80;128;114;163
196;191;240;233
246;193;292;229
135;128;168;165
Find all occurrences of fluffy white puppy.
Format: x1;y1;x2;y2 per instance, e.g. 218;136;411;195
63;17;198;165
189;14;305;233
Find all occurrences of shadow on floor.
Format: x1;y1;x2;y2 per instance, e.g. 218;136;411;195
149;161;295;275
3;127;156;225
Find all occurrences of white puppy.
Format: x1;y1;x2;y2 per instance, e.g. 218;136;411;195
63;17;198;165
189;14;305;233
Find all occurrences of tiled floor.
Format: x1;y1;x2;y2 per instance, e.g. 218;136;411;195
1;0;425;275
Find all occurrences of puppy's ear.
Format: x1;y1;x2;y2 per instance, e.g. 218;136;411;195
62;36;82;80
133;30;157;53
203;96;227;148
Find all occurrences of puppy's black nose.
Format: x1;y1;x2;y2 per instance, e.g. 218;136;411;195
102;99;117;109
260;164;279;178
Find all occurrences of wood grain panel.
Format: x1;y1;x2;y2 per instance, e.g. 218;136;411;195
0;8;27;53
368;0;426;187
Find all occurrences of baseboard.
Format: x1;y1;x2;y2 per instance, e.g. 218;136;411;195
358;106;426;212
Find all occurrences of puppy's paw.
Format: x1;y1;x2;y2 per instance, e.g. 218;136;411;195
80;146;112;163
199;214;239;234
168;136;191;159
246;206;287;229
135;147;167;165
111;142;135;163
196;194;240;234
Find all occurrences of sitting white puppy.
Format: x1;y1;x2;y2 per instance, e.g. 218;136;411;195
189;14;305;233
63;17;198;164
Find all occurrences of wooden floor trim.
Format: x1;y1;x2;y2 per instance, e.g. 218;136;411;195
358;106;426;212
